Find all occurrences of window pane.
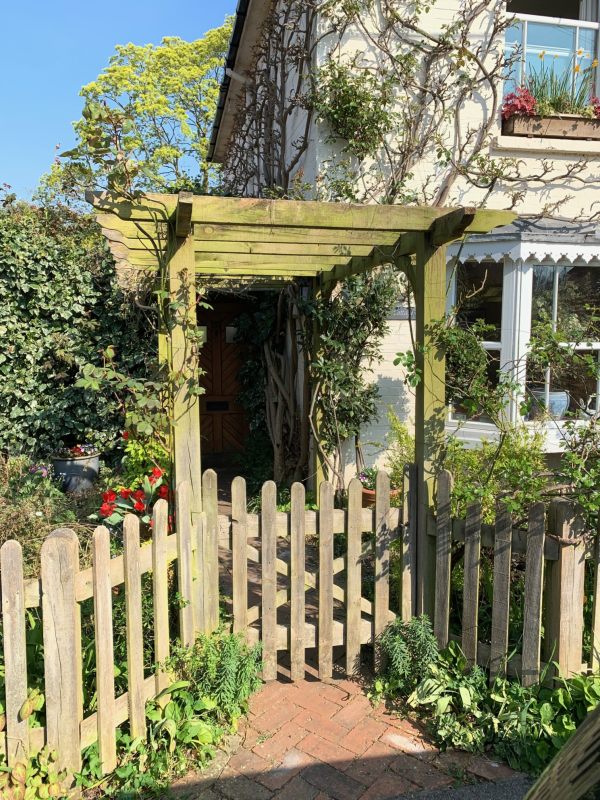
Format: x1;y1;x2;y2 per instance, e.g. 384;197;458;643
557;266;600;339
455;261;503;339
531;265;557;325
450;350;501;424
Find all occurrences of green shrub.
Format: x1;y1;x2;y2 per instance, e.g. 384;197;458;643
375;628;600;776
444;426;547;522
167;630;263;724
373;615;439;699
0;198;151;456
78;630;263;797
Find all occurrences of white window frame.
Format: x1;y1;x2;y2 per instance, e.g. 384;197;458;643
446;254;600;450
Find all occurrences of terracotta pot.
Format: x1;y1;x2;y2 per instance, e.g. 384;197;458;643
502;114;600;140
361;487;401;508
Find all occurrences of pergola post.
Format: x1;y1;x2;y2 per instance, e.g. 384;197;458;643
168;223;202;521
413;233;447;618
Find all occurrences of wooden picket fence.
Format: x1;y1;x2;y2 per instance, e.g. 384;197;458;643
0;468;412;778
433;469;597;685
1;464;598;781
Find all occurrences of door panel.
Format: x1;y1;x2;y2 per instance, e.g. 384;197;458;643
200;303;249;455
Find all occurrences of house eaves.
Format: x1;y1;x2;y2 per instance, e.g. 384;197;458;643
208;0;272;164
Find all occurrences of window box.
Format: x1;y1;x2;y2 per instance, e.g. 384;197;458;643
502;114;600;140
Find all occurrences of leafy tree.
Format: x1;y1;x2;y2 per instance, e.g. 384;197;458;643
45;23;232;198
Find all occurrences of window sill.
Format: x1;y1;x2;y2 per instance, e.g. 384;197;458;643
492;134;600;156
446;418;587;453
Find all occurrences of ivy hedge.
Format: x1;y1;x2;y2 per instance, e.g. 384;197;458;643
0;198;152;456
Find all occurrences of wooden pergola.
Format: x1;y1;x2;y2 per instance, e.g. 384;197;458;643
88;190;514;614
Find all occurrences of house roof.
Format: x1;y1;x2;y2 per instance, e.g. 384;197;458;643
208;0;272;164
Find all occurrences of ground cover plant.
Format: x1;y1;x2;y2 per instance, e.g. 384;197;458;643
374;616;600;776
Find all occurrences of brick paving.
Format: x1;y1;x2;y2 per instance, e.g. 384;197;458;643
170;665;524;800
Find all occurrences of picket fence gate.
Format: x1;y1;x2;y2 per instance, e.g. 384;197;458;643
0;468;414;779
1;464;598;781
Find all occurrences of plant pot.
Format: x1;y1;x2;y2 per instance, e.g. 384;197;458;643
502;114;600;140
361;487;401;508
529;389;570;420
52;453;100;494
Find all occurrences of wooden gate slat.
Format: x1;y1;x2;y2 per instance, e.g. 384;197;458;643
41;528;81;776
262;481;278;681
152;499;170;693
489;505;512;682
92;526;117;773
401;463;417;620
123;515;146;739
1;540;29;765
232;477;248;638
202;469;220;633
434;470;452;649
318;481;334;679
176;481;195;646
591;537;600;671
462;504;481;667
522;502;546;687
346;479;362;675
291;482;306;681
374;471;391;671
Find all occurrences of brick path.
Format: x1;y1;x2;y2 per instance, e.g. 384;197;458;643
171;668;521;800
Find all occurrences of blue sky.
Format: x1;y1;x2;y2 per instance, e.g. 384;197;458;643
1;0;236;198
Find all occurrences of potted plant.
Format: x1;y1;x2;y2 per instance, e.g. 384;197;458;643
357;467;401;508
52;443;100;494
502;57;600;140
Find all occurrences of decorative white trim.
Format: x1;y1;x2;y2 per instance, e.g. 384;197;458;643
448;238;600;266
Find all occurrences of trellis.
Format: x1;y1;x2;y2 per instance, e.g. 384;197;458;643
88;189;514;614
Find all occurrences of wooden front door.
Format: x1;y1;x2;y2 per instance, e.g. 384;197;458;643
199;303;248;455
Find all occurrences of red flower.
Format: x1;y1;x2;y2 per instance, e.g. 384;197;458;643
501;86;537;120
157;484;169;499
103;490;117;503
99;502;115;518
119;488;132;499
149;466;163;486
122;431;129;440
133;489;145;501
134;500;145;512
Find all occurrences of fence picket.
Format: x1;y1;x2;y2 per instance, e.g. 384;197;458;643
434;470;452;649
262;481;278;681
123;515;146;739
489;506;512;682
41;529;81;776
462;505;481;667
546;500;586;678
92;526;117;773
374;471;391;671
522;503;546;687
232;477;248;638
401;463;417;620
291;482;306;681
202;469;220;633
152;499;170;694
319;481;334;679
346;478;362;676
591;538;600;671
176;481;194;646
1;541;28;765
